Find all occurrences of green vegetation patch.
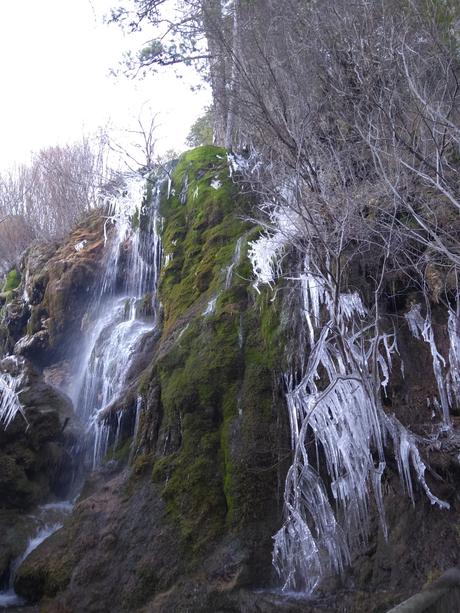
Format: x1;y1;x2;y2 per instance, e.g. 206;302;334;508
2;269;21;293
159;146;249;332
141;149;290;556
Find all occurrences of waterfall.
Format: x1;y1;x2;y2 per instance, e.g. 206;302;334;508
225;236;243;289
0;172;165;607
74;173;165;467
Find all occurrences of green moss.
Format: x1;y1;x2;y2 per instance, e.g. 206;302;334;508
122;563;157;609
159;146;249;332
0;269;21;312
159;414;227;551
139;146;287;558
105;438;131;465
131;208;140;230
132;452;154;477
2;269;20;293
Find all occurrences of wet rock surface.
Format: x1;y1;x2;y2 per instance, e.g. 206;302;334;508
0;357;80;509
14;471;180;611
0;356;82;587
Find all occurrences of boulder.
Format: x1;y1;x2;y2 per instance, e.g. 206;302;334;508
0;357;82;510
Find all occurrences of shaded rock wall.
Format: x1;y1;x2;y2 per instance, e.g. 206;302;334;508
0;211;105;592
0;356;81;586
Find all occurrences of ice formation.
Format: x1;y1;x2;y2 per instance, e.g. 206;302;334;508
0;372;25;429
249;223;450;593
203;295;218;316
248;206;299;290
405;303;460;425
225;237;243;289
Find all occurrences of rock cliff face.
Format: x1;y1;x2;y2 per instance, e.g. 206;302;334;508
1;147;460;612
0;212;104;597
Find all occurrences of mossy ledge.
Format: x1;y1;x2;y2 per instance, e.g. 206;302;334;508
140;146;289;566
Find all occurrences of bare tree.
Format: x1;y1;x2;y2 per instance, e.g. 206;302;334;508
0;136;110;272
105;110;160;173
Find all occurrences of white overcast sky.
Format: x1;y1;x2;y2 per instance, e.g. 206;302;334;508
0;0;210;169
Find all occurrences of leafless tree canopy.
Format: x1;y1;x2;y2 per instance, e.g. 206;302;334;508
0;138;109;274
229;0;460;305
120;0;458;306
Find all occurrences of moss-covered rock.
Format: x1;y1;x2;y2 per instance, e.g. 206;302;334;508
5;146;460;613
0;149;289;608
1;268;21;293
159;145;250;333
134;147;290;573
14;472;181;610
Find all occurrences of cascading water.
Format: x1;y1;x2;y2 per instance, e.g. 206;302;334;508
0;501;74;608
73;173;164;467
0;174;164;607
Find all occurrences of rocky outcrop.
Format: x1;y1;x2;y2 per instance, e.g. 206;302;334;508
14;470;179;610
11;147;290;610
0;356;82;586
0;211;106;363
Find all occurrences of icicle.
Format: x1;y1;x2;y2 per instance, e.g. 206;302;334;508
180;172;189;204
203;295;218;316
447;309;460;408
92;417;110;469
405;303;424;339
113;411;123;454
225;237;243;289
248;206;300;290
129;396;143;464
385;415;449;510
167;176;172;199
339;292;366;320
248;232;284;289
405;304;451;424
0;372;26;429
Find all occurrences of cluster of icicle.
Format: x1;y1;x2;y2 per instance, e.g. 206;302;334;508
0;372;24;429
249;226;451;592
